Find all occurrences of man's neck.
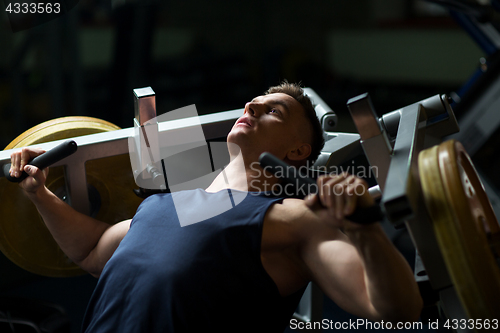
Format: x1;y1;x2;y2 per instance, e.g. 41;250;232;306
205;155;279;193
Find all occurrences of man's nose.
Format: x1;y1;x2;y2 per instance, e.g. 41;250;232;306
245;102;264;117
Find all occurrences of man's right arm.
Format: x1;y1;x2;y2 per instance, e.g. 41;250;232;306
10;147;130;277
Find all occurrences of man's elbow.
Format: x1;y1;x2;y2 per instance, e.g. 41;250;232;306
393;303;423;324
74;256;103;279
379;293;424;324
407;294;424;322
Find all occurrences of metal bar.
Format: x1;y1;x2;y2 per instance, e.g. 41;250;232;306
379;95;455;290
0;109;243;167
382;102;427;224
405;193;452;291
0;107;243;214
313;132;362;169
64;163;90;215
134;86;156;125
347;93;392;191
304;88;338;132
452;77;500;155
292;282;323;332
382;94;458;225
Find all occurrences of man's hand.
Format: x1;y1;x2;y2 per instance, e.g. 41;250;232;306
9;146;130;277
10;147;48;194
299;173;422;322
304;173;374;229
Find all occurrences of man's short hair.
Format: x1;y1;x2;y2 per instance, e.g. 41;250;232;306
265;82;325;166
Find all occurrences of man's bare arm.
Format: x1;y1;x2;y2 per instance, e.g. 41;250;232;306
10;147;130;277
300;220;422;322
295;174;422;322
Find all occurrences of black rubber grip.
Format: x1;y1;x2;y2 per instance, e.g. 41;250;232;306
258;152;384;224
3;140;78;183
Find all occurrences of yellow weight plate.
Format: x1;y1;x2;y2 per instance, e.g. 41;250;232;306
5;116;121;149
0;117;143;277
419;140;500;326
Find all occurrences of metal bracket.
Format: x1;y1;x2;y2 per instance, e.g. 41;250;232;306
348;93;460;293
347;93;392;192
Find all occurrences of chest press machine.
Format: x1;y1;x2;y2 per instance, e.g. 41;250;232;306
0;87;499;332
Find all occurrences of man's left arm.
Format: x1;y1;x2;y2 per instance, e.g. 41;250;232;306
346;222;423;322
299;174;423;323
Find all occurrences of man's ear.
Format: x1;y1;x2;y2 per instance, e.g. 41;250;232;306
286;143;312;162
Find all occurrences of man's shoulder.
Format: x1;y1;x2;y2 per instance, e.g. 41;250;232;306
265;198;329;240
267;197;309;219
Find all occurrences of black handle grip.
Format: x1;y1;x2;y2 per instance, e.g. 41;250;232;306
258;152;384;224
3;140;78;183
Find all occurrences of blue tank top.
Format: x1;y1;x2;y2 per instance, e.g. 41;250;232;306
82;189;306;332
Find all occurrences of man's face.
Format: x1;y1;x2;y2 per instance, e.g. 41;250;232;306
227;93;310;162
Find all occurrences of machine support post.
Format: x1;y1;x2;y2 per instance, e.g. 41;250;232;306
347;93;392;191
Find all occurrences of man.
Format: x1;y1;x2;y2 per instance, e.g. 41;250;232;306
9;82;422;332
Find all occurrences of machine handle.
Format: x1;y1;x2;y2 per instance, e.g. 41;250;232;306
258;152;384;224
3;140;78;183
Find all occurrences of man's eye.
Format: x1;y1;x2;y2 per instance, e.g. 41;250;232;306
270;108;279;114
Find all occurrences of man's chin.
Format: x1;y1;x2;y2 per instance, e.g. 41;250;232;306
227;130;247;143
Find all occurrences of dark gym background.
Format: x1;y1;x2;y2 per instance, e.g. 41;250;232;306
0;0;486;332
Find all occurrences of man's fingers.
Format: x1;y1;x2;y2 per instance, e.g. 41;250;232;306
42;166;49;179
10;152;20;177
24;164;49;179
318;179;332;208
304;193;318;208
342;176;358;215
24;165;37;176
10;148;45;178
21;147;45;166
317;173;349;187
9;153;15;176
317;177;344;220
22;165;41;186
20;148;31;173
20;164;49;193
344;183;359;216
317;174;370;220
334;184;344;220
317;173;348;206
